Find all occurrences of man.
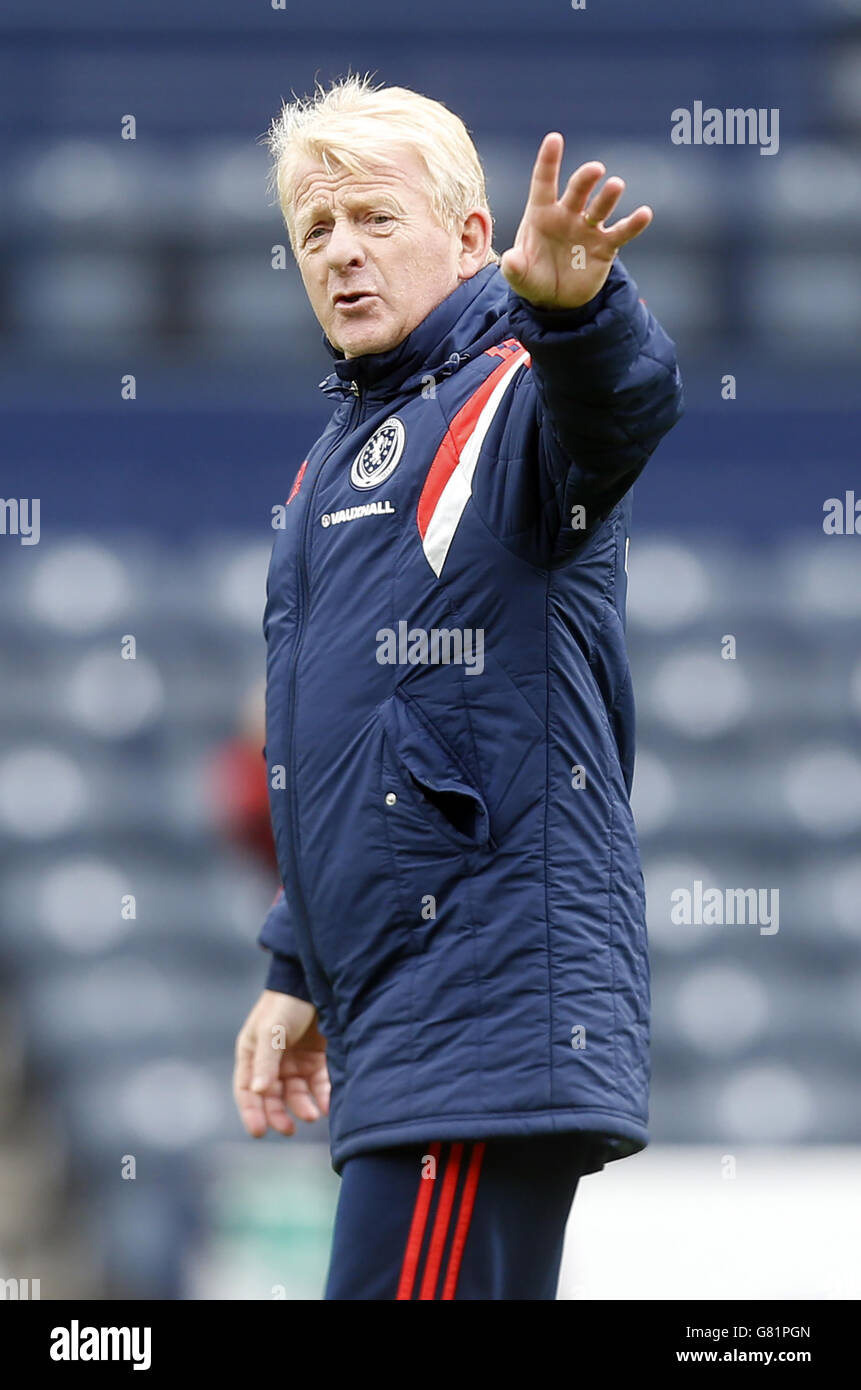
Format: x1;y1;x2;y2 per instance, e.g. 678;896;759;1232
233;75;683;1300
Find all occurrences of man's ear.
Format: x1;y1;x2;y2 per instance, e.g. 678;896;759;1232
458;208;493;279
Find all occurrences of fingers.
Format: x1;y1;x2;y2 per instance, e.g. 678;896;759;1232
256;1062;329;1132
233;1030;270;1138
559;161;606;216
281;1053;330;1121
558;164;654;247
308;1058;331;1117
284;1073;321;1123
530;140;653;244
250;1020;281;1098
259;1081;297;1136
606;204;654;249
579;174;625;227
235;1085;270;1138
233;1008;288;1136
525;131;565;209
249;1020;294;1134
237;1066;324;1138
233;994;330;1140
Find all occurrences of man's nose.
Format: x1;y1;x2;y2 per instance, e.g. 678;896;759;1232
325;217;365;271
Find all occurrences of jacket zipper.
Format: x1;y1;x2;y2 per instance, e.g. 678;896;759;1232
283;381;364;996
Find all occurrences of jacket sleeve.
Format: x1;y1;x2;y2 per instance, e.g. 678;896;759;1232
473;257;684;567
258;886;314;1002
255;723;312;1000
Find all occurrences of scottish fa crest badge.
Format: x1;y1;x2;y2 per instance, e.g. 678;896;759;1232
350;417;406;490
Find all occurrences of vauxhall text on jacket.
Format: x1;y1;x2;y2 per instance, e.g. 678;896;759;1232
258;259;684;1174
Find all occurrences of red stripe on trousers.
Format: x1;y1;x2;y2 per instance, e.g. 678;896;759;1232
418;1142;464;1299
395;1141;441;1301
440;1140;485;1300
415;348;527;540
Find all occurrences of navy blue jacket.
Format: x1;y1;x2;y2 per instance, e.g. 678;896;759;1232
258;259;683;1174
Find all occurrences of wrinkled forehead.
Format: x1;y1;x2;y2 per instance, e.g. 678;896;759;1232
289;148;429;226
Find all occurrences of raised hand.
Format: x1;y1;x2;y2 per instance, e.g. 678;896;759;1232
500;132;653;310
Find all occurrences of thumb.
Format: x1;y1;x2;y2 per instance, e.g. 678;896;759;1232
500;247;528;291
251;1024;281;1094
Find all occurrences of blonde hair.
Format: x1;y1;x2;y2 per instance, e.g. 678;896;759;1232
265;73;499;265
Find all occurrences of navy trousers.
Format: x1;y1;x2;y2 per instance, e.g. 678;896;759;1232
323;1132;603;1300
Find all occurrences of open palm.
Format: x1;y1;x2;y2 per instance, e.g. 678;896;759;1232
501;132;653;310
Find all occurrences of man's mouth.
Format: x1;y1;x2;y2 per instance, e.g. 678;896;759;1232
333;291;377;308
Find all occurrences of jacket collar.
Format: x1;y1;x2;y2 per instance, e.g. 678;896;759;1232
317;263;510;402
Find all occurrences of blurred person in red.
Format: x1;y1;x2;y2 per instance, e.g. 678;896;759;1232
207;678;277;873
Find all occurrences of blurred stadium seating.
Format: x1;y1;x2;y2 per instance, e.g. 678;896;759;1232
2;529;860;1295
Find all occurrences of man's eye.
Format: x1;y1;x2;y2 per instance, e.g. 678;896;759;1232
370;213;392;225
306;226;327;241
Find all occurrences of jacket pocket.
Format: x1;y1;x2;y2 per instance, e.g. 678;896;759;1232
377;687;496;854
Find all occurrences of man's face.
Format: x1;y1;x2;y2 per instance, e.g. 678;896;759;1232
290;148;465;359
